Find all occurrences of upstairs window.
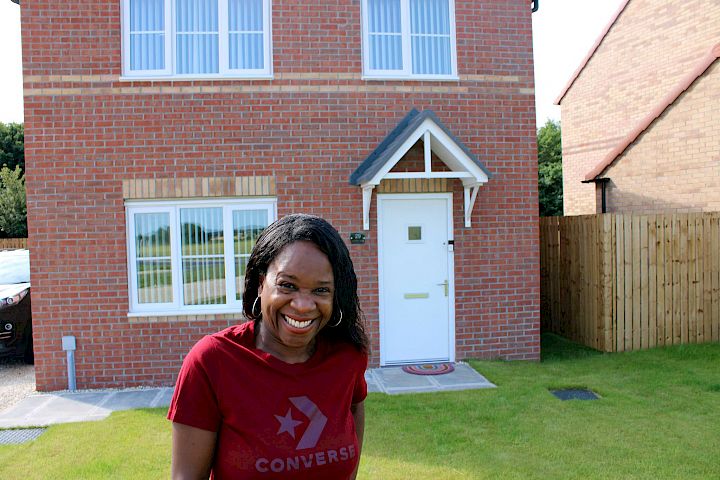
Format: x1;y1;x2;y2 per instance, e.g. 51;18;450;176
362;0;457;79
123;0;272;78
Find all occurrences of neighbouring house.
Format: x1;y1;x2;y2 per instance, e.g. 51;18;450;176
21;0;540;391
557;0;720;215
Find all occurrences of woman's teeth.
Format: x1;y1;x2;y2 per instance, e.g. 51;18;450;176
284;315;313;329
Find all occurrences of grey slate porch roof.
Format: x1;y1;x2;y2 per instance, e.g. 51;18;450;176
348;108;492;186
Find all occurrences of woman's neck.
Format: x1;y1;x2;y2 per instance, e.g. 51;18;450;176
254;325;316;364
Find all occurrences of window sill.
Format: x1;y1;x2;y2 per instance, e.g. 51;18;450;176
127;309;244;318
119;74;274;82
127;309;245;324
362;74;460;82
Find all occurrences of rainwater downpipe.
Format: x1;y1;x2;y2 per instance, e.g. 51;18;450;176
581;177;610;214
62;336;77;391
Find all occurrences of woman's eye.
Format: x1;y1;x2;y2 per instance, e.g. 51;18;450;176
314;288;331;295
278;282;296;291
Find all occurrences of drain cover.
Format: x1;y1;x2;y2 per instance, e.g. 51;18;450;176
550;389;600;401
0;428;46;445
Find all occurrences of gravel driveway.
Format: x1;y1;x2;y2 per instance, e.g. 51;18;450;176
0;358;35;414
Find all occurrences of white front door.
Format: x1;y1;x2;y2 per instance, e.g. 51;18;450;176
378;194;454;365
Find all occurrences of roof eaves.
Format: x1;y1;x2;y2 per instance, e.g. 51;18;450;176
348;109;420;185
554;0;631;105
584;43;720;181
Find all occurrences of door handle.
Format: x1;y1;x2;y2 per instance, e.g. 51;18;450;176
436;280;448;297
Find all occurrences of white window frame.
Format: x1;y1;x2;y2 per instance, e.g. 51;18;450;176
125;198;276;315
361;0;458;80
121;0;273;79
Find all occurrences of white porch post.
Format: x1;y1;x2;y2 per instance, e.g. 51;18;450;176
362;185;375;230
463;184;481;228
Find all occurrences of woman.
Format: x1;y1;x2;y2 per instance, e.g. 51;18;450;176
168;214;369;480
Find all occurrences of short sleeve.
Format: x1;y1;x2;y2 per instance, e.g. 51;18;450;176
351;352;369;404
167;336;222;432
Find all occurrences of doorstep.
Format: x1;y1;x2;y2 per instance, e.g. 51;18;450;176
365;362;496;395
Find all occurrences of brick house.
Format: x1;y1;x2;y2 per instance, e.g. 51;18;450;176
557;0;720;215
21;0;540;391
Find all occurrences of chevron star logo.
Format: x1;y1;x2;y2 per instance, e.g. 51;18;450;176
274;396;328;450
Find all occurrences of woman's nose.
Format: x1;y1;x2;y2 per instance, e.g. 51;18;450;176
290;292;316;312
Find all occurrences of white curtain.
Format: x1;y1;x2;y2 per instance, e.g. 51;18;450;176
411;0;451;75
368;0;403;70
129;0;166;71
229;0;265;70
176;0;220;74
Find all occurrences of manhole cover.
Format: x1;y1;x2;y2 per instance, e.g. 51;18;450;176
549;389;600;401
0;428;46;445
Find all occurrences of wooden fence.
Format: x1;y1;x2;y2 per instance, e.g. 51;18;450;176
540;213;720;352
0;238;27;250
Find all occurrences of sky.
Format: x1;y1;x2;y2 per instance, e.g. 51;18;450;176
0;0;626;127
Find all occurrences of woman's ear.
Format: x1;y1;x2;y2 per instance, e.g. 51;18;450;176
257;274;266;295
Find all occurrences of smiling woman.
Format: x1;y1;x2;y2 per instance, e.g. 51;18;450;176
167;214;369;480
254;241;336;363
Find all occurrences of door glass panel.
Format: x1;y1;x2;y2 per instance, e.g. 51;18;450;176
408;225;422;241
233;209;268;299
180;207;225;305
134;212;173;303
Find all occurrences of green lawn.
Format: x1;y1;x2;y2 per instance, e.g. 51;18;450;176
1;335;718;479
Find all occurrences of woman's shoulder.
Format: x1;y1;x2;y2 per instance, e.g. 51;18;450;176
321;339;368;368
187;320;256;361
211;320;255;343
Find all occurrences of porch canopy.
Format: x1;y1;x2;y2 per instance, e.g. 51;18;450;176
349;109;491;229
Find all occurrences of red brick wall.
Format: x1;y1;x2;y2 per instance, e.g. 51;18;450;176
21;0;540;391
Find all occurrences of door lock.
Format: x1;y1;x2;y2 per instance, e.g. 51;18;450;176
436;280;448;297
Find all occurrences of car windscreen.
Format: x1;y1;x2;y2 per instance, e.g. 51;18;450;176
0;249;30;284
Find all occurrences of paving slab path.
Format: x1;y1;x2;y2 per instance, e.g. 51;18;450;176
0;362;495;429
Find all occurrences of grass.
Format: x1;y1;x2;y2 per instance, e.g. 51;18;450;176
0;409;169;480
1;334;719;479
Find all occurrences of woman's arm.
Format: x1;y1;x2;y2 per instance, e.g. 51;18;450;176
350;401;365;480
171;422;217;480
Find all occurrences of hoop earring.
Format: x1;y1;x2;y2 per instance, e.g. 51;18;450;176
328;309;343;328
252;296;262;319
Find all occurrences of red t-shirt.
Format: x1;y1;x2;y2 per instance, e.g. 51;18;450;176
168;320;368;479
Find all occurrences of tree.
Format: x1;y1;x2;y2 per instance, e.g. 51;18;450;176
0;165;27;237
0;122;24;174
537;119;563;217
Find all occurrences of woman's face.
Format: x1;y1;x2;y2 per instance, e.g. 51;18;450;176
256;240;335;360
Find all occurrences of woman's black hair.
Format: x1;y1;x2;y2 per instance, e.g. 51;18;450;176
242;213;369;352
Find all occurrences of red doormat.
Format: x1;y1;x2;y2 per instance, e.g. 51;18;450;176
402;363;455;375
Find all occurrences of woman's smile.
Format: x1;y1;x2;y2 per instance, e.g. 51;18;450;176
282;314;316;330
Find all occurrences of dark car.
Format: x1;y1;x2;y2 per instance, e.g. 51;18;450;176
0;249;33;364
